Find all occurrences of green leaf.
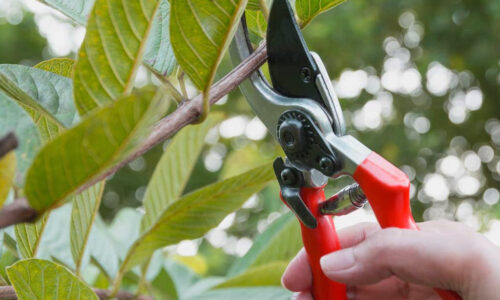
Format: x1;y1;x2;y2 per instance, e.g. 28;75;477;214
14;214;49;259
73;0;161;115
247;10;268;38
117;164;274;278
186;287;291;300
70;182;105;274
170;0;248;116
34;58;75;78
0;152;16;207
141;113;224;232
37;0;94;25
247;0;262;10
36;0;176;81
214;262;287;289
144;0;176;77
296;0;347;27
228;212;301;276
25;86;169;212
7;259;98;300
0;65;77;142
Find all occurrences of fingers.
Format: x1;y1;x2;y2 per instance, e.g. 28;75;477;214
282;223;380;292
350;277;439;300
282;249;312;292
320;227;471;291
336;222;380;249
291;291;313;300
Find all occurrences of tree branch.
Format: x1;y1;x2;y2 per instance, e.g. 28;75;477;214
0;286;153;300
0;132;18;159
0;43;267;229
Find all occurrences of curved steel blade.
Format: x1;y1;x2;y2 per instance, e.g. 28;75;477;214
267;0;323;104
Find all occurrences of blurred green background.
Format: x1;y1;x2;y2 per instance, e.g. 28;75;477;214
1;0;499;277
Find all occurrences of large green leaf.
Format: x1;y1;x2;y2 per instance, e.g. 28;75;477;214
144;0;176;76
34;58;75;78
14;214;49;259
186;287;291;300
7;259;98;300
70;182;105;274
0;65;77;142
37;0;94;25
73;0;161;115
0;152;15;207
116;164;274;279
170;0;248;116
141;113;223;232
25;86;169;212
296;0;347;27
36;0;174;79
214;262;287;289
228;212;301;276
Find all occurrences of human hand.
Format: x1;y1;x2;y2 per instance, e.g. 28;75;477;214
282;221;500;300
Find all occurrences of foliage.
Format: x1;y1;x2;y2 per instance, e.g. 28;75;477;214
0;0;498;298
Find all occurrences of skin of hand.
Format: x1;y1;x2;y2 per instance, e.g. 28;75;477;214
281;220;500;300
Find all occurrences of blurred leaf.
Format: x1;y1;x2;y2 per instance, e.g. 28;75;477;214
141;113;223;231
0;152;15;207
25;86;169;212
214;261;287;288
296;0;347;27
36;0;94;25
151;268;178;300
73;0;161;115
88;217;120;279
34;58;75;78
70;182;105;274
117;164;274;275
170;0;247;115
7;259;98;300
0;65;77;141
172;255;208;276
185;287;291;300
14;214;49;259
0;96;40;178
34;204;74;268
229;212;300;276
144;0;176;77
247;10;268;38
107;208;142;259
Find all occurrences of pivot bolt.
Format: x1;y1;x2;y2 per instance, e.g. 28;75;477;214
281;168;297;186
300;67;312;83
319;156;334;175
279;118;305;153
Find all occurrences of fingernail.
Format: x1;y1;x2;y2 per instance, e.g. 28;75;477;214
346;286;356;300
320;248;355;272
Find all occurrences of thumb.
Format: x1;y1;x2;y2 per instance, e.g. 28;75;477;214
320;227;476;292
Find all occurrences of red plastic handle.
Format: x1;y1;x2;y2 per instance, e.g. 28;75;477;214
281;187;347;300
353;152;462;300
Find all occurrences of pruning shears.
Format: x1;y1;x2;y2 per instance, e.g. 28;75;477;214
230;0;462;299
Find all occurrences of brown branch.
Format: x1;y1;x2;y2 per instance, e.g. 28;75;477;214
0;43;267;229
0;132;18;159
0;286;152;300
0;198;37;229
